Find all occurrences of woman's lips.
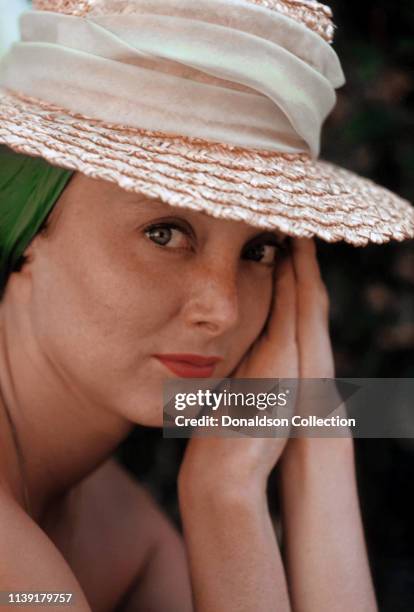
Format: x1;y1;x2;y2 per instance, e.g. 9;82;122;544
153;354;222;378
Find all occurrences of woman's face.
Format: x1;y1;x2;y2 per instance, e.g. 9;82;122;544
21;172;287;426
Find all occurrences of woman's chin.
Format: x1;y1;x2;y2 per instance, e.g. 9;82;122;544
139;411;165;428
118;384;166;428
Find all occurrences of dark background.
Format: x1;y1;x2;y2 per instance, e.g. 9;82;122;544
115;2;414;610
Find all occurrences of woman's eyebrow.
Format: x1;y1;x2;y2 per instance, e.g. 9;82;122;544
121;194;170;211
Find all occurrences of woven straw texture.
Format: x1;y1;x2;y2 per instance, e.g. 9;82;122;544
1;90;413;246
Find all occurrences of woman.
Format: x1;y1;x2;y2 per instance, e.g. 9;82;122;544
0;156;377;612
0;0;413;610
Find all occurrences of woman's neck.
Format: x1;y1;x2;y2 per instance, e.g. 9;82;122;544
0;299;133;524
0;380;32;515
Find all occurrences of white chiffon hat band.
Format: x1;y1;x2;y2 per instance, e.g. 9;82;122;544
0;0;413;246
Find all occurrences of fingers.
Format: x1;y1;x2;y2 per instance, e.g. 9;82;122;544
292;238;329;313
267;253;296;346
292;238;335;378
260;251;298;377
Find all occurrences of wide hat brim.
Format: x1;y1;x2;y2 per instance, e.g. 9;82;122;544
1;88;413;247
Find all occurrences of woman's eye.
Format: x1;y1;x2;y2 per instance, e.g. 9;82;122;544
243;242;280;266
144;223;191;249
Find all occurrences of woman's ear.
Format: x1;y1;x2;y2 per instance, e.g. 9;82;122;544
12;230;46;282
20;200;62;268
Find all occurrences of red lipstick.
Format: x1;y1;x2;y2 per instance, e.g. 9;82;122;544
153;353;222;378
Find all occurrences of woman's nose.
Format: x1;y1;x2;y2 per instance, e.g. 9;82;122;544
182;263;240;335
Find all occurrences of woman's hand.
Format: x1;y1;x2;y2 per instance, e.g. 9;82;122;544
277;240;378;612
176;237;340;612
290;238;334;378
178;246;299;500
178;237;340;497
177;249;297;612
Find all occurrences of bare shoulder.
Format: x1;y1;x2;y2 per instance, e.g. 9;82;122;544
0;457;191;612
80;456;175;536
0;488;92;611
43;457;191;612
72;456;182;556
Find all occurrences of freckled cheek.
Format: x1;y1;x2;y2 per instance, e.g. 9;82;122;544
93;258;187;336
36;252;180;344
122;268;185;332
37;260;187;380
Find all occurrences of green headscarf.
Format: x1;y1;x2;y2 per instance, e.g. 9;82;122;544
0;145;74;299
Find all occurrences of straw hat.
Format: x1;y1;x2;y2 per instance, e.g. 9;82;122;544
0;0;413;246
